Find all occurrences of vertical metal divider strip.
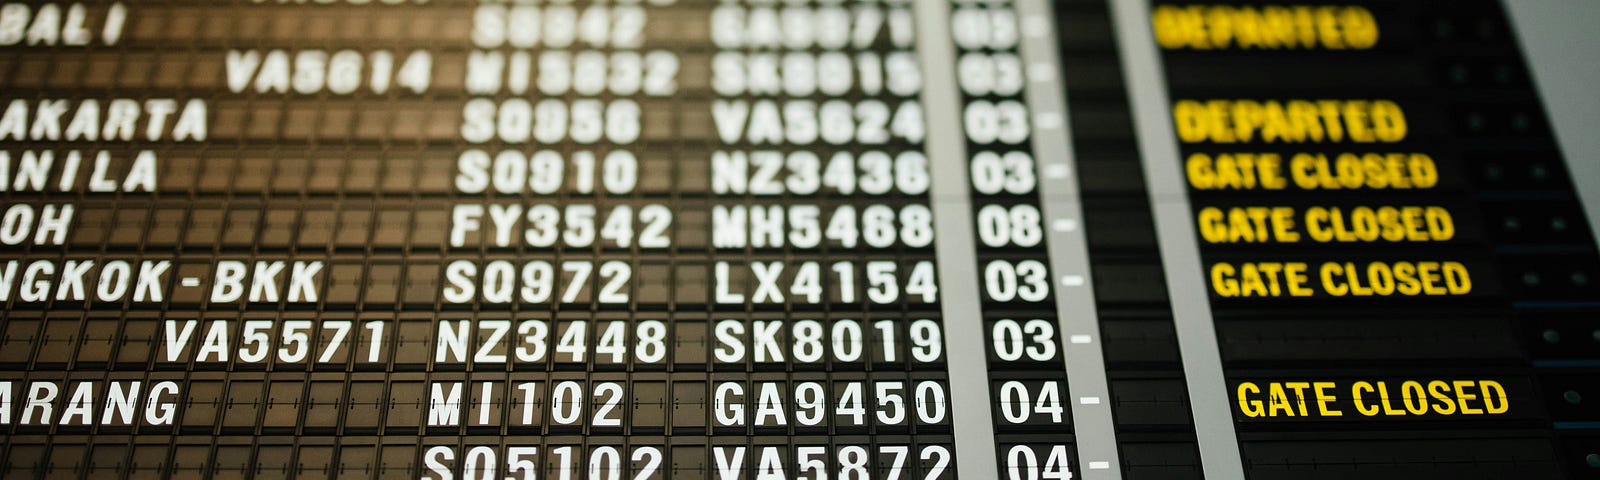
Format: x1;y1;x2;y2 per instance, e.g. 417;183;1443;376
1107;0;1247;477
914;1;1001;477
1013;1;1125;478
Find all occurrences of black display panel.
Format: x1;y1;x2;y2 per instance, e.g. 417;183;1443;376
1143;0;1599;478
0;0;1594;479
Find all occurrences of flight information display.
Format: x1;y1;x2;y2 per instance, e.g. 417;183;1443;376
0;0;1594;479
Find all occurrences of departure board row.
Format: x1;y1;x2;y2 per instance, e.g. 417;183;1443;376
0;0;1595;479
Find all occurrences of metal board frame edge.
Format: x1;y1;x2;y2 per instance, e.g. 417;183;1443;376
1502;0;1600;246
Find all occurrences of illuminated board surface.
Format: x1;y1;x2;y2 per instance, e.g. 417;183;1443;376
0;1;1595;479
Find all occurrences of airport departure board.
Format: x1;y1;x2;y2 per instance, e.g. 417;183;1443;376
0;0;1595;479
